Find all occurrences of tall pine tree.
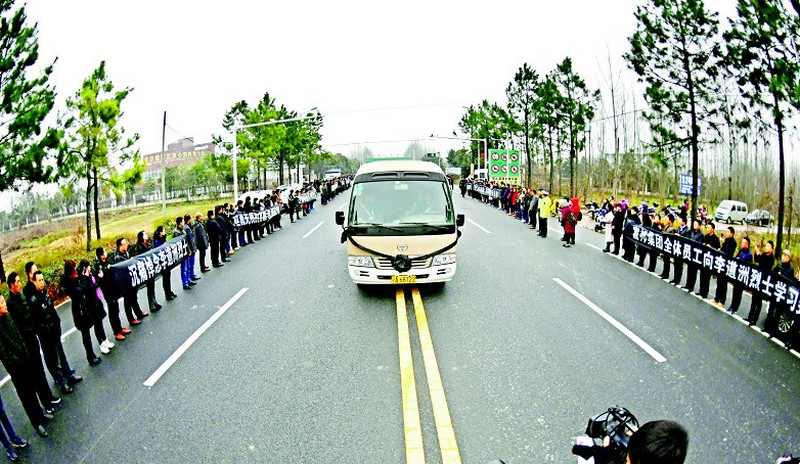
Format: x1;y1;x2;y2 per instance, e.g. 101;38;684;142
0;0;61;191
625;0;721;220
724;0;800;254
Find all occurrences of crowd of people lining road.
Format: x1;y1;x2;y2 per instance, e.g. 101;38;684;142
0;178;349;461
460;178;800;352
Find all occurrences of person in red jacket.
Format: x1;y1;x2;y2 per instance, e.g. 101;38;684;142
561;198;580;247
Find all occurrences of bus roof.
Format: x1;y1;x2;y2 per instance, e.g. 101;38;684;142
355;160;444;176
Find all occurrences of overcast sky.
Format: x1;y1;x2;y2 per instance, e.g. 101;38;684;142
2;0;751;209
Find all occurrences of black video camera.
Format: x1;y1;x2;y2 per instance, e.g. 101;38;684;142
572;406;639;464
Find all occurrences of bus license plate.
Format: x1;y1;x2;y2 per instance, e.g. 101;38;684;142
391;275;416;284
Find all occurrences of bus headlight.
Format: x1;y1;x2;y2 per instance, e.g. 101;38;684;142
348;255;376;268
431;253;457;266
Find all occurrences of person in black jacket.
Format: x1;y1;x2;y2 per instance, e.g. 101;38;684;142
713;227;738;307
622;207;641;262
215;206;231;262
192;213;211;272
153;227;178;301
682;220;704;293
4;273;61;410
611;203;625;255
697;222;721;298
60;261;102;366
136;231;162;312
747;240;775;326
0;294;52;437
108;238;148;324
93;247;131;339
206;210;225;268
26;271;82;394
669;218;691;285
766;249;795;337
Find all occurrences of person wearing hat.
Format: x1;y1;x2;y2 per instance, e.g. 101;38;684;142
765;248;795;337
537;190;551;238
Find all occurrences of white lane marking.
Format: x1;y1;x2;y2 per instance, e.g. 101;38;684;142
467;218;491;234
553;277;667;363
336;202;347;211
143;287;249;387
302;221;325;239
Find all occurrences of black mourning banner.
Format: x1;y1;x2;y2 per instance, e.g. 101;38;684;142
232;205;281;229
105;235;190;301
466;183;501;199
631;224;800;320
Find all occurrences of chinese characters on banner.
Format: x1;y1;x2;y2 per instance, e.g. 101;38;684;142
631;224;799;320
105;235;190;301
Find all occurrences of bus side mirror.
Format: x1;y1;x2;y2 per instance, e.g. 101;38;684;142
335;211;345;226
457;214;465;227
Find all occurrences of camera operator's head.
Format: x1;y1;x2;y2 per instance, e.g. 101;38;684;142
627;420;688;464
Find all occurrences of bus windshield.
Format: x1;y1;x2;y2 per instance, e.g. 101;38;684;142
350;180;454;227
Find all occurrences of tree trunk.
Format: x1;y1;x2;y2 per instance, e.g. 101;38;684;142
774;92;786;255
278;152;285;185
85;167;92;252
524;109;532;187
683;50;700;222
93;167;101;239
548;126;555;194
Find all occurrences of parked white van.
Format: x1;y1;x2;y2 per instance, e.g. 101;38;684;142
714;200;748;224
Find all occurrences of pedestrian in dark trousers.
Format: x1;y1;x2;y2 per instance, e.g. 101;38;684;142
236;201;248;246
728;237;753;314
0;392;27;460
611;203;625;255
682;220;704;292
785;268;800;351
670;218;691;285
636;211;652;267
26;271;82;394
153;226;178;301
193;213;211;272
538;191;551;238
0;294;52;438
660;215;677;279
747;240;775;326
622;207;641;262
108;238;148;324
697;222;721;298
713;226;737;306
136;231;162;312
215;206;231;262
288;191;297;223
206;209;225;268
4;273;61;409
243;197;255;243
61;261;103;366
183;215;200;280
528;190;539;231
766;249;795;337
93;247;132;340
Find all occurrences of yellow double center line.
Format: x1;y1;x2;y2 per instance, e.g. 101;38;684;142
396;287;462;464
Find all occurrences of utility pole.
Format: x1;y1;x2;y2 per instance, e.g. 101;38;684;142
161;111;167;213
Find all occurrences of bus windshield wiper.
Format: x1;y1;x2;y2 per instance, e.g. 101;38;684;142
398;222;454;231
353;223;406;233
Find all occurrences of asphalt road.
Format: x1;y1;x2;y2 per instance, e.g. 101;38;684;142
1;193;798;463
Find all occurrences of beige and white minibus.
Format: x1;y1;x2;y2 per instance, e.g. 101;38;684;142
336;160;464;286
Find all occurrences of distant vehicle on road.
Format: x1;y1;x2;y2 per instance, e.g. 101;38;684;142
745;209;775;228
323;168;343;180
336;160;464;286
237;189;271;204
714;200;748;224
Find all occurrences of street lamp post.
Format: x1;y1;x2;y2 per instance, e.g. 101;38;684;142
231;109;319;202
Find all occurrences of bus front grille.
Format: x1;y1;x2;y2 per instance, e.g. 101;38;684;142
375;257;431;269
